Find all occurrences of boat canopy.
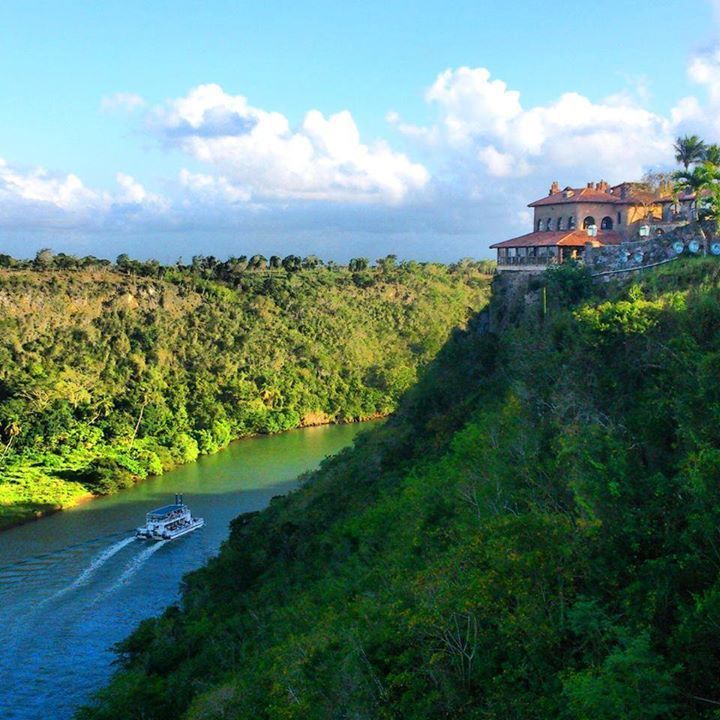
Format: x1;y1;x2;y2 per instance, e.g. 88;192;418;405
147;504;184;518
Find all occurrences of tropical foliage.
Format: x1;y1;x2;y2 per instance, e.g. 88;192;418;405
78;257;720;719
0;255;492;529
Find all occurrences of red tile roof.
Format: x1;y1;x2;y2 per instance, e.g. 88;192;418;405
529;184;670;207
490;229;624;249
529;187;617;207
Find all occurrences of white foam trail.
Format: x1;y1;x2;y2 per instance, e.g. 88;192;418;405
46;536;136;602
71;537;136;588
106;540;168;594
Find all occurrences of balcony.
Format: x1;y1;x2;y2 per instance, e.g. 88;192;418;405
496;255;560;272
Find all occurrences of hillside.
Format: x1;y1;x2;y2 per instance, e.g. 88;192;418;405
77;257;720;720
0;259;491;529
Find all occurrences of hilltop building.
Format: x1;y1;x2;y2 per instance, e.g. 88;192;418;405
492;180;697;271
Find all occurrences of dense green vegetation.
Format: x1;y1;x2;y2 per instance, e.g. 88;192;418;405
0;254;491;529
78;257;720;719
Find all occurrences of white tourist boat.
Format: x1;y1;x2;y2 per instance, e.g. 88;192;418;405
135;494;204;540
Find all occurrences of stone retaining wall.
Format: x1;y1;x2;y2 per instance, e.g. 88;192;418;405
585;223;717;276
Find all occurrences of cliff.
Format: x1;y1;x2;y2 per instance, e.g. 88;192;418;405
78;255;720;720
0;261;491;529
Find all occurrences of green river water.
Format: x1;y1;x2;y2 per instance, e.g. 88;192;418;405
0;422;371;719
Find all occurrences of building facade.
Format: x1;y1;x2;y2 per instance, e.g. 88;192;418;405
492;180;694;271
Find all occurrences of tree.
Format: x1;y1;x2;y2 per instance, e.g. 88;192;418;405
269;255;282;270
673;161;720;254
282;255;302;273
349;257;369;272
248;254;267;270
674;135;706;170
34;248;55;270
302;255;322;270
705;143;720;166
376;254;398;273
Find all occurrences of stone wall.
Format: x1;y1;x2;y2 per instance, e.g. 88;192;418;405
584;222;716;276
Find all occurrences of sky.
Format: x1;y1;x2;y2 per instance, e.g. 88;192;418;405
3;0;720;262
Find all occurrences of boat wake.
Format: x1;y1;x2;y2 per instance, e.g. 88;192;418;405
103;540;168;596
45;536;137;602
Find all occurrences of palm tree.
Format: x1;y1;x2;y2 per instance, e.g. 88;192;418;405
705;143;720;166
673;161;720;254
674;135;706;170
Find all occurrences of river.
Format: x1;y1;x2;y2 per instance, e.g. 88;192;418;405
0;422;370;719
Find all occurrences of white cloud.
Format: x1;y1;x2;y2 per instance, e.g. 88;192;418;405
116;172;167;206
425;67;522;144
678;46;720;138
149;83;429;203
398;67;675;182
178;168;252;204
14;33;720;261
101;92;146;113
477;145;520;177
0;159;167;228
0;157;107;212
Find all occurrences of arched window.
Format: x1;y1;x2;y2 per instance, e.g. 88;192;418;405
583;216;596;229
537;219;542;232
556;217;563;231
601;216;613;230
545;219;552;231
568;216;576;230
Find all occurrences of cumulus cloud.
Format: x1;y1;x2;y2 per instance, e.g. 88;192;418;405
674;45;720;139
0;158;106;214
13;36;720;260
101;92;146;113
397;66;675;183
178;168;252;204
149;83;429;203
0;159;166;228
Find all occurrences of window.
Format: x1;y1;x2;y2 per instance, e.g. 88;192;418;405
568;216;576;229
601;216;613;230
583;216;596;229
617;211;621;226
537;219;542;232
556;217;563;230
545;219;552;231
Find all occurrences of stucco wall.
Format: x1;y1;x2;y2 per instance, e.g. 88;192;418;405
532;201;663;238
533;201;618;232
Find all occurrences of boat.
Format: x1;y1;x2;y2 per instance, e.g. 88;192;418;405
135;494;204;540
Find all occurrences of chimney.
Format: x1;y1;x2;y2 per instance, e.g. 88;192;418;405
587;182;593;189
549;180;560;195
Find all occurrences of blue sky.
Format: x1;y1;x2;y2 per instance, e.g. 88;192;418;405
1;0;720;262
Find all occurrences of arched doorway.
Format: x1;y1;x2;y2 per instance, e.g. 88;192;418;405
601;216;613;230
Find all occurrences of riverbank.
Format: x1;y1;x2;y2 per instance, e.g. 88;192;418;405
0;261;490;533
0;414;384;533
0;421;369;720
